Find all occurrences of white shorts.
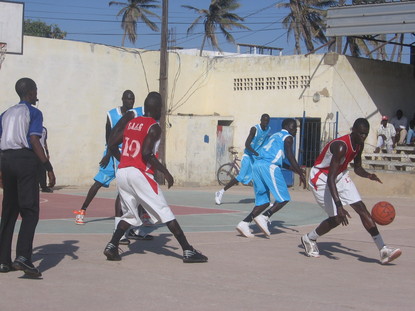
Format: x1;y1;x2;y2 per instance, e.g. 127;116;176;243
309;168;361;217
116;167;175;227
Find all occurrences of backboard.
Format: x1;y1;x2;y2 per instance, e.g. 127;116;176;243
0;1;24;54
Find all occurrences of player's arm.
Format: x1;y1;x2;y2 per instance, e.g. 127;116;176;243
100;116;113;168
142;123;174;188
353;144;382;183
328;141;350;226
30;134;56;188
244;126;258;155
104;111;136;163
284;136;306;189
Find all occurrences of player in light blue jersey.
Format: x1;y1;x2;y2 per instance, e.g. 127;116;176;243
236;118;306;238
73;91;152;242
215;114;271;205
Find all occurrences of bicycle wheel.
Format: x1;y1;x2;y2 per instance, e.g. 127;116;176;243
217;163;238;186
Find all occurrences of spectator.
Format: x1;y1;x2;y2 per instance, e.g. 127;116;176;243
390;109;408;145
374;116;396;153
38;126;53;193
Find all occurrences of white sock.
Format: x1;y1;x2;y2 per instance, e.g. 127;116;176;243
372;234;385;250
219;189;225;194
308;230;319;241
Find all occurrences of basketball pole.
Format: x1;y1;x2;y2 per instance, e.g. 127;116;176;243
157;0;169;184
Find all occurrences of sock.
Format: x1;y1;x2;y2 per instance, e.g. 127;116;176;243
372;234;385;250
110;228;125;246
308;230;319;241
243;213;254;223
219;189;225;194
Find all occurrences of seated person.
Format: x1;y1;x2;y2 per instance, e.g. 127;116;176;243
406;120;415;145
374;116;395;153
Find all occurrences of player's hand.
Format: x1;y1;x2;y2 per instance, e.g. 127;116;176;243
368;173;382;184
337;206;351;226
99;154;110;168
299;170;307;189
165;172;174;189
47;171;56;188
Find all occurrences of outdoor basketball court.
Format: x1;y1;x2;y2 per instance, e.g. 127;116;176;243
0;185;414;311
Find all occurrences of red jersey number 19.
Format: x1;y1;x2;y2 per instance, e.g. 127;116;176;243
122;137;141;158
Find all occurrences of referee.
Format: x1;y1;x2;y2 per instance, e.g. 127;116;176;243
0;78;56;278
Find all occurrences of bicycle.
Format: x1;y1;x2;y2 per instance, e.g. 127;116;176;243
217;147;241;186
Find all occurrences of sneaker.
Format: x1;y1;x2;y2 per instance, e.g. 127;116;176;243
103;243;121;261
301;234;320;258
127;229;154;241
236;221;254;238
119;237;131;245
73;209;86;225
215;191;223;205
183;248;208;263
254;214;271;236
41;187;53;193
12;256;42;278
380;246;402;264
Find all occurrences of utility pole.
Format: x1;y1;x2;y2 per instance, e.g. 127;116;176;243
157;0;168;184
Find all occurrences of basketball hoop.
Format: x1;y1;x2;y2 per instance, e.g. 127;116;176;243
0;42;7;70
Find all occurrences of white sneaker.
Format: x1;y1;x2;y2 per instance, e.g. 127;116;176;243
301;234;320;257
236;221;254;238
380;246;402;264
215;191;223;205
254;214;271;236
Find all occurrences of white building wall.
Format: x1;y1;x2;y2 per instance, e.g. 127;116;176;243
0;36;413;186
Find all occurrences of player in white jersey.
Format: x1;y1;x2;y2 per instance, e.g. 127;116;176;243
215;114;271;205
235;119;306;237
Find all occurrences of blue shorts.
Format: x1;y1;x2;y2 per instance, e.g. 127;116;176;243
93;151;119;188
252;160;290;206
235;154;254;185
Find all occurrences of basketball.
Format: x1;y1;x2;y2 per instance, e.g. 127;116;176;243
371;201;395;225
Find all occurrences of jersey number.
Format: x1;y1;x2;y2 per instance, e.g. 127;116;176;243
122;137;141;158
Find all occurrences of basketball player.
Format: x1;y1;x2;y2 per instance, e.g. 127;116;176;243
73;90;151;243
103;92;207;263
236;118;306;237
301;118;402;264
215;114;271;205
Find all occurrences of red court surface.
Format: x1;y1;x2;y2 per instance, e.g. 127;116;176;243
37;193;237;220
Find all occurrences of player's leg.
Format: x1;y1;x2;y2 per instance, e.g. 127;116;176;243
104;168;141;261
215;154;252;205
350;201;401;264
236;162;267;237
301;169;341;257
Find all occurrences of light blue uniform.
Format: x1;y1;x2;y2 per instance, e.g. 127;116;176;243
94;107;144;187
252;129;291;206
235;124;271;185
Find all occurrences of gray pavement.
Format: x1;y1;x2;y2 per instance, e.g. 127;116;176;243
0;185;414;311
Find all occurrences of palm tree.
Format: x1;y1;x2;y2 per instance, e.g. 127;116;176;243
109;0;160;46
182;0;249;56
277;0;336;54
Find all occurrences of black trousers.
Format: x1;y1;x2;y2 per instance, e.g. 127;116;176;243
0;149;40;264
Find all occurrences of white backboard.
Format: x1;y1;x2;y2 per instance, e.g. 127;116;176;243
0;1;24;54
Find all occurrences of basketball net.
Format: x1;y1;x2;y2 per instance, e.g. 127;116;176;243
0;42;7;70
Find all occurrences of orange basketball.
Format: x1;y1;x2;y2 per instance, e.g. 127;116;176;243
371;201;395;226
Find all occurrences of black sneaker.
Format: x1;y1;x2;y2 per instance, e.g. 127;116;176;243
41;187;53;193
104;243;121;261
12;256;42;278
183;248;208;263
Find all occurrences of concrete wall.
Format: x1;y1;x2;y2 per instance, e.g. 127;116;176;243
0;36;414;186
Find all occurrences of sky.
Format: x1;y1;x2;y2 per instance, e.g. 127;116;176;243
5;0;414;62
